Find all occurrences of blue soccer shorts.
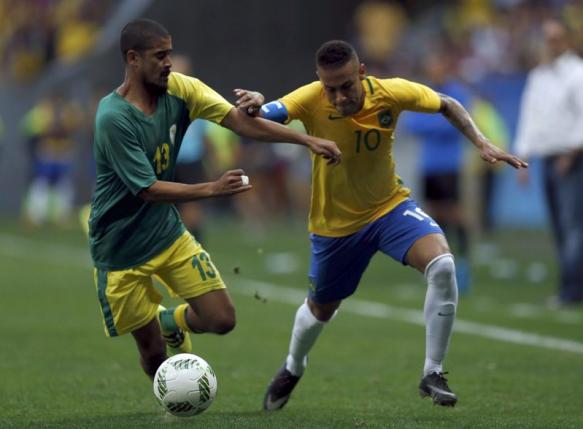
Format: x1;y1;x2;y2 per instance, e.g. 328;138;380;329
307;199;443;304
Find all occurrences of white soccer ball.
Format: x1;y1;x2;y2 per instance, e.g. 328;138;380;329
153;353;217;417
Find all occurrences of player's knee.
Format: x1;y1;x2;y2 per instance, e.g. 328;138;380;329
210;309;236;335
212;317;236;335
307;299;339;322
311;307;335;322
425;253;456;287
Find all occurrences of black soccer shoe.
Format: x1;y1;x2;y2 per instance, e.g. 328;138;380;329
419;372;458;407
263;365;302;411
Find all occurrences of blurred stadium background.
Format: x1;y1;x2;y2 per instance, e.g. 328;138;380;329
1;1;583;428
2;0;570;225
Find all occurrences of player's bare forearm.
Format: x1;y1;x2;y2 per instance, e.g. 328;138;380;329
222;107;306;145
139;171;251;203
139;181;214;203
221;107;341;164
438;94;485;148
439;94;528;169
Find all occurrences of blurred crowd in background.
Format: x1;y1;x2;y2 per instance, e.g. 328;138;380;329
352;0;583;79
2;0;583;304
1;0;113;82
0;0;579;238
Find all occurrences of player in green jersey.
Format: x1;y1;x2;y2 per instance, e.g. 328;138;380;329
89;19;341;379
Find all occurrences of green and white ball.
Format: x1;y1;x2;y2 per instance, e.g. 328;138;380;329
153;353;217;417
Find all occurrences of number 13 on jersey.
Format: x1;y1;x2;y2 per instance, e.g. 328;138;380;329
154;143;170;175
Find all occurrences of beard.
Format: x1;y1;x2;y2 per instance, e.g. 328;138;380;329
336;102;359;116
339;93;365;116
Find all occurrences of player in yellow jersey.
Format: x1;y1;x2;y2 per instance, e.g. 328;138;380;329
235;40;527;408
89;19;341;382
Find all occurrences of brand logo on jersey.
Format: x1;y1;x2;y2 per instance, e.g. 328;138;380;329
169;124;177;145
328;113;345;120
377;109;392;128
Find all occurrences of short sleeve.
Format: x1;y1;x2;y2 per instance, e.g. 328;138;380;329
168;72;233;124
280;82;320;125
95;113;157;195
383;78;441;113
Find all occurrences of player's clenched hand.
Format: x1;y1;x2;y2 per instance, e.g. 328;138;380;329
234;89;265;117
211;169;252;196
305;136;342;165
479;140;528;169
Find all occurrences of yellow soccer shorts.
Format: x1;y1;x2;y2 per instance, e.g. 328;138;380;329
93;231;226;337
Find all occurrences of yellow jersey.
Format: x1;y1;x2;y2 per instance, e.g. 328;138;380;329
280;76;441;237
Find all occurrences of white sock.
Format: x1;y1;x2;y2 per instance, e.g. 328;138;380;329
25;178;50;225
285;301;327;376
423;254;458;376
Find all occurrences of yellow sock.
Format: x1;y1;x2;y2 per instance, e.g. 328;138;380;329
174;303;191;332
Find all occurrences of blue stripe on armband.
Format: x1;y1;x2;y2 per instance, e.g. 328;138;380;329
261;101;288;123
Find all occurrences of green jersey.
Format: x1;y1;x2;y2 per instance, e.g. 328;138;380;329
89;72;233;270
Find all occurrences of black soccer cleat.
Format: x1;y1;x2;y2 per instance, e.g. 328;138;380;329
419;372;458;407
263;365;302;411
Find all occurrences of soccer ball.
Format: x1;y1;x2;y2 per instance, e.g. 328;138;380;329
153;353;217;416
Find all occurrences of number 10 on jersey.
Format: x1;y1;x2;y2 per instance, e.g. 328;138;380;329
354;129;382;153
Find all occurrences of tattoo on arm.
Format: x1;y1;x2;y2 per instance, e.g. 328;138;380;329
438;93;485;148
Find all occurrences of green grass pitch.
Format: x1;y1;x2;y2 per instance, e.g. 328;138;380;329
0;219;582;429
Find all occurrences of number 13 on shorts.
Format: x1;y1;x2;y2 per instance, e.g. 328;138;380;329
192;251;217;281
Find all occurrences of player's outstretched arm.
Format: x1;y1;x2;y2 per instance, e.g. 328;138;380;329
228;89;342;164
439;94;528;169
138;170;252;203
223;106;342;164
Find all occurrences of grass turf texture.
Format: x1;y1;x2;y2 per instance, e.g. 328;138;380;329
0;219;582;429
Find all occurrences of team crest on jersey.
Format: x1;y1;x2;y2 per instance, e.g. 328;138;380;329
169;124;177;145
377;109;392;128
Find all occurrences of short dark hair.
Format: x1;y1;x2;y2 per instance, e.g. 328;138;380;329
120;19;170;62
316;40;358;68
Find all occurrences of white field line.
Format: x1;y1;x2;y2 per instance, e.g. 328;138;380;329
1;233;583;355
237;279;583;355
